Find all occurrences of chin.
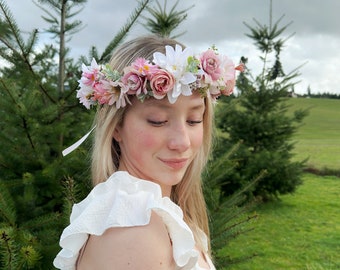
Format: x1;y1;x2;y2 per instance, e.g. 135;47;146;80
164;172;186;185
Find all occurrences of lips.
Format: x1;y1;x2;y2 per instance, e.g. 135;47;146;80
159;158;189;170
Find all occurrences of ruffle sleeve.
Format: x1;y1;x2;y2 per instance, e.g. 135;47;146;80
53;171;202;270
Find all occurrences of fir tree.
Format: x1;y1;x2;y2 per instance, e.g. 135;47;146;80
1;0;259;268
215;2;308;200
141;0;193;39
0;0;151;268
202;143;261;268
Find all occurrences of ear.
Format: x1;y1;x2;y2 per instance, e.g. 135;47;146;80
113;127;122;142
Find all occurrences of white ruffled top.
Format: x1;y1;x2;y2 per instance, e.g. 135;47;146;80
53;171;215;270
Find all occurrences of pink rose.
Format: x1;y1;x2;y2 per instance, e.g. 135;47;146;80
200;49;222;82
149;70;175;99
121;71;147;95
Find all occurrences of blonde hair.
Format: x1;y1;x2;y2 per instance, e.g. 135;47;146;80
91;35;214;252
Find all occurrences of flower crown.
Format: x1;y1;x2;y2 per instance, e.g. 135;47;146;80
77;44;244;109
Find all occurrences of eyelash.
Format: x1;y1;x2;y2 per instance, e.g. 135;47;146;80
147;120;167;127
147;120;202;127
187;120;203;126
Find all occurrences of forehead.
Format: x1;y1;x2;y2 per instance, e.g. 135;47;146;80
130;94;205;112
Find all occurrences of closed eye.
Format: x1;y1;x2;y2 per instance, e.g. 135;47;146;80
187;120;203;126
147;120;168;127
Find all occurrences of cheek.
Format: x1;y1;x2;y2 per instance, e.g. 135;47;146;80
135;129;159;149
191;128;204;149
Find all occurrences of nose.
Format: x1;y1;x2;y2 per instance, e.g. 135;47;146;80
167;122;191;152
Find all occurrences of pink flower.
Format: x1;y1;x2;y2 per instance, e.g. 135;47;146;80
218;62;244;96
219;56;236;96
79;59;100;87
121;70;147;95
131;58;158;76
149;70;175;99
220;79;235;96
200;49;222;82
92;80;127;106
80;71;97;87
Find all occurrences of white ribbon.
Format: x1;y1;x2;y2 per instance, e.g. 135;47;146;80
62;126;96;156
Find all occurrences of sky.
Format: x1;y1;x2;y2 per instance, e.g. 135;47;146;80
5;0;340;95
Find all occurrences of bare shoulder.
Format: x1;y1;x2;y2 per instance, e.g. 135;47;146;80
77;212;175;270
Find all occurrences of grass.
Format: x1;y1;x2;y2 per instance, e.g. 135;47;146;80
224;173;340;270
221;98;340;269
286;98;340;170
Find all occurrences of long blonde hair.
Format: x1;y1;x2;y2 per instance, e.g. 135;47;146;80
91;35;214;251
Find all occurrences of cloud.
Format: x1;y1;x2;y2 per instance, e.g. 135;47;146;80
4;0;340;94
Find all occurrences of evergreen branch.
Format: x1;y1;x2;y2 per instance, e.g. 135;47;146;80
0;78;17;105
214;212;258;240
31;72;58;104
0;1;26;57
99;0;151;63
210;141;241;175
211;215;258;252
141;0;192;38
0;228;13;270
0;181;17;226
61;176;82;218
33;0;59;24
1;78;37;150
67;4;85;19
21;212;62;231
42;83;81;125
0;34;19;56
0;226;42;269
0;1;57;104
17;245;42;269
22;117;35;151
25;29;39;55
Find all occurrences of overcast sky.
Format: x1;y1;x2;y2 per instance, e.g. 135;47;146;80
6;0;340;94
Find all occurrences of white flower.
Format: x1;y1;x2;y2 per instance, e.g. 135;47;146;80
76;85;95;109
153;45;196;103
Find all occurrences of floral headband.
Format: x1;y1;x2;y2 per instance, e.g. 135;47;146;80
77;44;244;109
62;44;243;156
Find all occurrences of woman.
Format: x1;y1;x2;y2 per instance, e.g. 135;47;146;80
54;35;242;270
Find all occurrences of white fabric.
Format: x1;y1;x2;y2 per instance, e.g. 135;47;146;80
53;171;215;270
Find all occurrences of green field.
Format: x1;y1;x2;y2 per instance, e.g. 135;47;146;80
222;98;340;269
225;173;340;270
287;98;340;170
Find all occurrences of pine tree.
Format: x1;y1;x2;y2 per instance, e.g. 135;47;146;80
202;143;261;268
215;2;308;200
141;0;193;39
0;0;151;268
1;1;260;268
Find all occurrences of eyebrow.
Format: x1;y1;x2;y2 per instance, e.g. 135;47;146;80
188;103;206;111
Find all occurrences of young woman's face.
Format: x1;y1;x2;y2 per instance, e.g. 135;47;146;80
114;94;205;196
